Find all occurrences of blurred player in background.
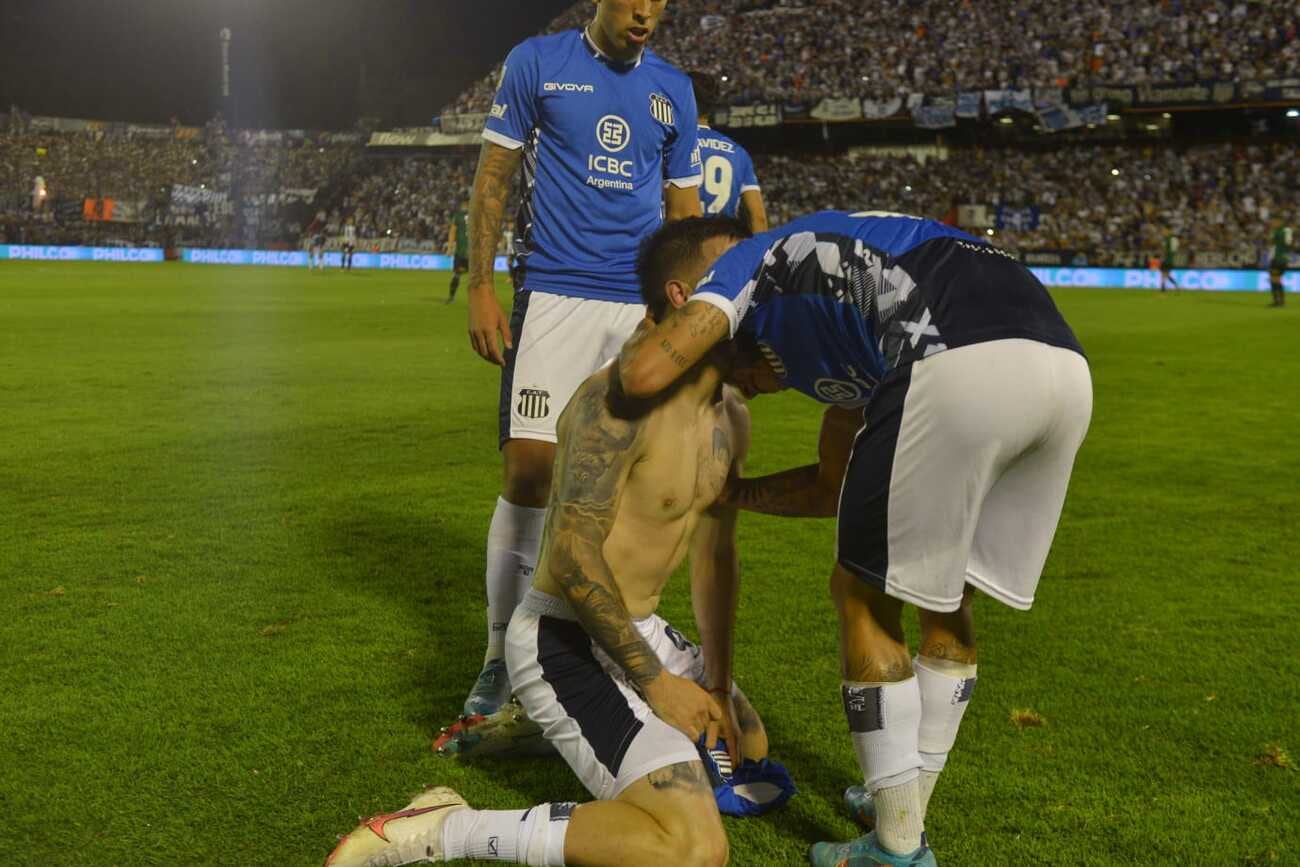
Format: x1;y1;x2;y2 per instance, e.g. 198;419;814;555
502;226;516;275
341;216;357;272
1269;218;1291;307
308;210;327;271
689;72;767;234
1160;228;1179;292
448;0;703;737
446;197;470;304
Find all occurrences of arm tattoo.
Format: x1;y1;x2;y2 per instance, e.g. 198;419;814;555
681;301;727;340
660;338;692;370
730;464;836;517
468;142;520;290
546;381;663;690
647;760;712;793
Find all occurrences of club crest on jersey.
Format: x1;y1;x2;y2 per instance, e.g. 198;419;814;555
517;388;551;420
649;93;674;126
596;115;632;153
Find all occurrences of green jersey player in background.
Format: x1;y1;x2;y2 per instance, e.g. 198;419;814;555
1160;229;1179;292
446;198;470;304
1269;219;1291;308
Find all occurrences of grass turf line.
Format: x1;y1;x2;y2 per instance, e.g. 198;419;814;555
1;263;1296;866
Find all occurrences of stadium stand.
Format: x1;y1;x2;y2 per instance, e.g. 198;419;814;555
441;0;1300;112
3;114;1290;269
2;0;1296;268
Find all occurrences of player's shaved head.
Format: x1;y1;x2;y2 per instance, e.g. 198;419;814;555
639;216;750;321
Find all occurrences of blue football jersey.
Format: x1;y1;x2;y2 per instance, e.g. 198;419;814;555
696;125;759;219
483;30;702;302
692;210;1083;407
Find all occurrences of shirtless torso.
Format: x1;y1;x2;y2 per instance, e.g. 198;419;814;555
534;362;740;620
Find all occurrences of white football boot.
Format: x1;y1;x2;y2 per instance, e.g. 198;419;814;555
325;787;469;867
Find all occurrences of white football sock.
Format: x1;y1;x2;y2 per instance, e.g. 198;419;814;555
483;497;546;661
843;678;924;854
873;780;926;855
441;802;573;865
915;655;977;818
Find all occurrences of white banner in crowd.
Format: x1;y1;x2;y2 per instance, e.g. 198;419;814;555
811;98;864;121
860;97;903;119
715;104;782;128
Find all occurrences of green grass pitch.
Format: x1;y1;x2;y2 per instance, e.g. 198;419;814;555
1;262;1296;866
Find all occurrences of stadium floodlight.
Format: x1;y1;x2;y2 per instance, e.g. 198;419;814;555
998;117;1013;125
1161;112;1172;119
1106;113;1120;121
1288;109;1299;118
1111;168;1120;176
904;185;912;192
986;229;994;236
721;75;730;82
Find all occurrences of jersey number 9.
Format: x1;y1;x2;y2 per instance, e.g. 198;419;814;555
703;155;734;215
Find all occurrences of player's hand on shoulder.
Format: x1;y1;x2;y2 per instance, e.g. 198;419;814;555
467;285;512;366
641;670;721;742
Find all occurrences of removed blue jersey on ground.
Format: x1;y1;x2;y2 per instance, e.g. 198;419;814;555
692;210;1084;406
696;125;759;219
483;30;702;302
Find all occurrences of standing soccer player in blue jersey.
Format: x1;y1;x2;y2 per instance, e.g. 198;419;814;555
688;72;767;234
620;213;1093;867
452;0;703;737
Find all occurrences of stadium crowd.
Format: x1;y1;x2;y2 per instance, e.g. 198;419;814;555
0;114;363;247
759;141;1297;266
442;0;1300;112
1;116;1293;267
336;157;484;247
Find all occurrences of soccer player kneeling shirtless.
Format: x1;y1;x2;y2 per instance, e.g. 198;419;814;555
326;234;770;867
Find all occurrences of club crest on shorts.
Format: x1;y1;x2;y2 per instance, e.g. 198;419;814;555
517;388;551;419
649;93;674;126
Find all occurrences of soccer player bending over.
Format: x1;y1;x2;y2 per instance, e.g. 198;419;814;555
326;230;779;867
619;213;1093;867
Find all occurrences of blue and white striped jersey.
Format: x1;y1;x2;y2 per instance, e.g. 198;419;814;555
692;210;1084;406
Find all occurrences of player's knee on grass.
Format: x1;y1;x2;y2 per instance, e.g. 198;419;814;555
501;439;556;507
917;586;977;665
625;762;729;867
831;564;912;683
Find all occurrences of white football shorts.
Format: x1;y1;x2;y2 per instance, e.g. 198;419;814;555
506;590;734;800
837;338;1093;612
499;290;645;446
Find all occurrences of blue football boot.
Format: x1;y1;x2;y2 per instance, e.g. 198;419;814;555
809;831;936;867
844;784;876;829
462;657;510;717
